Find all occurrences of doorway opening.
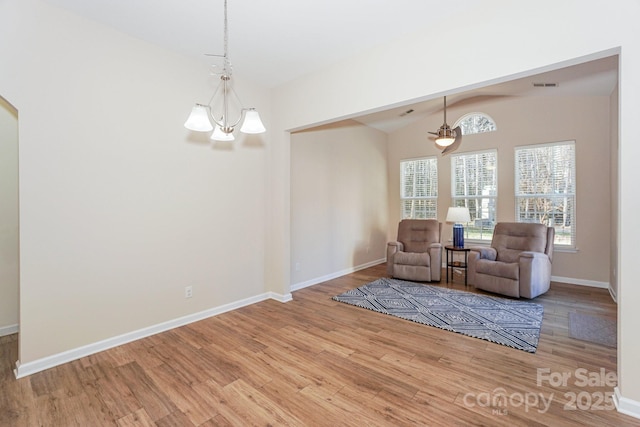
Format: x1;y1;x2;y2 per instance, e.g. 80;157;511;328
0;95;19;360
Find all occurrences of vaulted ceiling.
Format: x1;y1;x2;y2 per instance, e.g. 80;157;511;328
42;0;618;133
42;0;476;88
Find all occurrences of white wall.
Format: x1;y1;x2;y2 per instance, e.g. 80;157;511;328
290;120;388;288
3;0;640;416
388;95;612;284
0;0;271;366
0;97;19;335
269;0;640;414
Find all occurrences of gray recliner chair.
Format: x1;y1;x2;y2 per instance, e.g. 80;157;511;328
467;222;554;299
387;219;442;282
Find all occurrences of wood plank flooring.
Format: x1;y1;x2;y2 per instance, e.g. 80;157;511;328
1;264;636;426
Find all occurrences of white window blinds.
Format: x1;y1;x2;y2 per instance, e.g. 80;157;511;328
451;150;497;241
515;141;576;247
400;157;437;219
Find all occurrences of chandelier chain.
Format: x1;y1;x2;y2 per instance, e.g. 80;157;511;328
223;0;230;74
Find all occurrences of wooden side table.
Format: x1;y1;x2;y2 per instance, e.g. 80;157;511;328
445;246;471;286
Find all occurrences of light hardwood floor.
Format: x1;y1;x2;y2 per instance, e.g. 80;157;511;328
1;264;636;426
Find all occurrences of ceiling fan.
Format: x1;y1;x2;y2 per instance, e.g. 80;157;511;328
429;96;462;155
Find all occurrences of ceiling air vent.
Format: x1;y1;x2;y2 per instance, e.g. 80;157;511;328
533;83;559;87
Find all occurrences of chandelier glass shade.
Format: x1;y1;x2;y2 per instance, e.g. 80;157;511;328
184;0;265;141
211;124;235;141
240;109;267;134
184;104;214;132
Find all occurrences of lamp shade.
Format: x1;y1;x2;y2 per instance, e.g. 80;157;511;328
446;207;471;223
211;125;235;141
240;109;266;134
184;104;213;132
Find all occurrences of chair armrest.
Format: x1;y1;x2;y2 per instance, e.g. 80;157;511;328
519;251;552;298
387;241;404;251
429;243;442;281
469;246;497;261
386;242;404;275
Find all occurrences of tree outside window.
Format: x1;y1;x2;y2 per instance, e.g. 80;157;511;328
451;150;497;241
515;141;576;247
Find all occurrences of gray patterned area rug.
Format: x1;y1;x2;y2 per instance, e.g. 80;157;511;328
333;278;543;353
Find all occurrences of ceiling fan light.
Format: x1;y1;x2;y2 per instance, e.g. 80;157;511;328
435;125;456;146
184;104;214;132
436;136;456;147
431;96;462;151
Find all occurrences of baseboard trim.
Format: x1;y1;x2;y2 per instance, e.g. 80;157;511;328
608;285;618;303
289;267;609;292
14;291;292;379
614;387;640;420
0;324;19;337
290;258;386;292
266;291;293;303
551;275;609;289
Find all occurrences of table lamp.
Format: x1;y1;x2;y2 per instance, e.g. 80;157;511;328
446;207;471;247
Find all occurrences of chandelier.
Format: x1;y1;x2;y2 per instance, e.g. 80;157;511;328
184;0;265;141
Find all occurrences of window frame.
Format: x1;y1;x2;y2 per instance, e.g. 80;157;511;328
514;140;576;249
450;149;498;243
399;156;438;220
453;112;497;136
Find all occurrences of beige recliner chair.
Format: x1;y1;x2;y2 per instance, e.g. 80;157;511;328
387;219;442;282
468;222;554;299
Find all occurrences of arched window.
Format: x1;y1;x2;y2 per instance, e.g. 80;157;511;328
453;112;497;136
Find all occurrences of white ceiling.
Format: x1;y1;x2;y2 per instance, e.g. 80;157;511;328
42;0;478;88
42;0;618;133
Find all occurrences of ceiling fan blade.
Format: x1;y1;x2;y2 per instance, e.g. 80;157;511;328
428;131;438;136
441;127;462;155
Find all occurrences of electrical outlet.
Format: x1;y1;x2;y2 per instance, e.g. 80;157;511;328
295;262;301;271
185;286;193;298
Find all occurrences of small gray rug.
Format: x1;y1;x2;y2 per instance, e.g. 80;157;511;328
569;312;617;348
333;278;543;353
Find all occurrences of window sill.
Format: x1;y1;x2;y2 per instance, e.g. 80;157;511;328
554;247;579;254
449;240;579;253
447;239;491;248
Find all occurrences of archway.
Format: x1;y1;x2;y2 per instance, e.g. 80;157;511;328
0;95;19;345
